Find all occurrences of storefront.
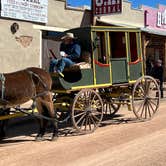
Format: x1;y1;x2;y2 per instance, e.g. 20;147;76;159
141;5;166;78
92;1;144;28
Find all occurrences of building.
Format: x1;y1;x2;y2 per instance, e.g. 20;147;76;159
92;0;166;78
93;0;144;28
0;0;91;72
141;5;166;78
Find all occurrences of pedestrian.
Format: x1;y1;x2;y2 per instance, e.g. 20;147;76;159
146;55;154;76
151;59;164;98
49;33;81;77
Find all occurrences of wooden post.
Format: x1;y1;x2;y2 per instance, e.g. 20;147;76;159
164;39;166;81
142;33;147;74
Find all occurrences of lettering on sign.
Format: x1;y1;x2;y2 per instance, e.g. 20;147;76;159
157;9;166;27
93;0;122;15
1;0;48;23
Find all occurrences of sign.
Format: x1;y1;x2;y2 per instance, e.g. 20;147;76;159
142;5;166;30
93;0;122;16
1;0;48;23
157;10;166;27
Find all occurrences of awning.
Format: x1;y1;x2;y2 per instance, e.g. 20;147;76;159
33;24;68;32
97;19;166;36
141;27;166;36
96;18;143;28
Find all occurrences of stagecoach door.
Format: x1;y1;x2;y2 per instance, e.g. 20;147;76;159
92;31;111;85
109;32;128;84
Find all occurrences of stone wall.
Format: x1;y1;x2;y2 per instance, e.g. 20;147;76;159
0;20;40;72
0;0;91;72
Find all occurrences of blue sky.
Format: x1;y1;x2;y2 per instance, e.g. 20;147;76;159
67;0;166;8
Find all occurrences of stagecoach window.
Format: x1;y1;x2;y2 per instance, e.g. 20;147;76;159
109;32;126;58
96;32;107;64
129;32;138;62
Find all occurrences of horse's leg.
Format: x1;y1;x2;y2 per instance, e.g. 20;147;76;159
47;92;58;141
50;107;58;141
0;120;6;139
37;93;58;141
35;100;47;141
0;108;10;140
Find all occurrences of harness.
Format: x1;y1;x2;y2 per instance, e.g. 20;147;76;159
0;70;68;123
26;70;50;100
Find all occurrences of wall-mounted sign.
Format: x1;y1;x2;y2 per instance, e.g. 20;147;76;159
1;0;48;23
93;0;122;16
157;10;166;27
142;5;166;30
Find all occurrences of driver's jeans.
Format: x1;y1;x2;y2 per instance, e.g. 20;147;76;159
49;58;75;73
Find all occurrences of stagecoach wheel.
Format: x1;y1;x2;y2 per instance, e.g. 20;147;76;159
72;89;103;134
103;99;120;116
132;76;160;121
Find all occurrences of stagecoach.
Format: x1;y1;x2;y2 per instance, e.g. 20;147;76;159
0;26;160;137
50;26;160;133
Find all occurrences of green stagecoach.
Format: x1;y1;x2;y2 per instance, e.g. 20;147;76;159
50;26;160;133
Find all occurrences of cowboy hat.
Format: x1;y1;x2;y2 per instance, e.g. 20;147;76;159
61;33;76;40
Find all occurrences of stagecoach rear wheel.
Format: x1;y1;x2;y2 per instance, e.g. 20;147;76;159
132;76;160;120
72;89;103;134
103;99;120;116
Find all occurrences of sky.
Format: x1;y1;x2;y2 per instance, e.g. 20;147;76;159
67;0;166;8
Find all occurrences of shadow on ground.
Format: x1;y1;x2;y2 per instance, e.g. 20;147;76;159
0;110;144;145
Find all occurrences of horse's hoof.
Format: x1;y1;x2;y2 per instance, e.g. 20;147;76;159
35;136;45;142
0;132;6;140
50;135;58;141
0;136;5;141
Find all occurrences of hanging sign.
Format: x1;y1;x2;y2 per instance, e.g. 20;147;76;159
93;0;122;16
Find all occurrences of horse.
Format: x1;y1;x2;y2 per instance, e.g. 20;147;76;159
0;67;58;141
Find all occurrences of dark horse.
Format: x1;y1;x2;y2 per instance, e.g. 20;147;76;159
0;67;58;141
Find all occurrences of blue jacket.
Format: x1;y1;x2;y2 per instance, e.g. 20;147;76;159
60;42;81;61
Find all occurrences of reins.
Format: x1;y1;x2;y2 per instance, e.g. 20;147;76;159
14;103;70;123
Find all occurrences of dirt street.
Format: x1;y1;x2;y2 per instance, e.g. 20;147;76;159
1;100;166;166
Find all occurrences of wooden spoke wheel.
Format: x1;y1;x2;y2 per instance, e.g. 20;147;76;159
132;76;160;120
103;99;120;116
72;89;103;134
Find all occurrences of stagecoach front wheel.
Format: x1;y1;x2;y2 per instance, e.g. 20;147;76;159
72;89;103;134
132;76;160;120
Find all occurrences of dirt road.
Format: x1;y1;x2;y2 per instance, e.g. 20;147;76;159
1;100;166;166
